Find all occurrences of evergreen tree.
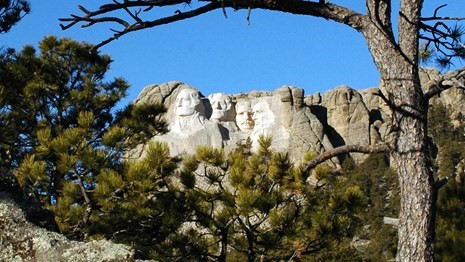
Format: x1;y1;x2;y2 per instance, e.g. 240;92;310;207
91;141;186;258
114;102;169;148
176;136;365;261
1;36;167;238
0;45;37;172
435;175;465;261
10;36;128;205
178;145;234;261
286;153;365;261
227;136;302;261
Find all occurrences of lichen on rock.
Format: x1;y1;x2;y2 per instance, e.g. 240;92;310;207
0;193;136;262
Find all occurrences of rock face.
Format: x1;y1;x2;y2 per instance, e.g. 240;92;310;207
0;193;137;262
313;85;373;163
130;82;337;164
130;69;464;165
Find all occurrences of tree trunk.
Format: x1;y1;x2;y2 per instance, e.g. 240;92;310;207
393;142;435;261
361;0;434;259
387;76;435;262
374;48;435;262
375;58;434;261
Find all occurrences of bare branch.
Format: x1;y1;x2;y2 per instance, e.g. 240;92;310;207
93;3;220;50
60;14;130;29
423;67;465;100
302;143;391;174
421;17;465;22
421;4;465;22
419;22;465;67
97;0;190;17
220;0;365;30
434;177;448;191
122;5;143;24
434;4;448;18
60;0;190;29
78;5;92;15
60;0;366;49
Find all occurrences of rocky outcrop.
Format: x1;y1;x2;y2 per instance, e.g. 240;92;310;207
0;193;137;262
313;85;373;163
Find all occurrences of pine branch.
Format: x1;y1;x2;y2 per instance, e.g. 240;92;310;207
419;5;465;68
63;0;190;25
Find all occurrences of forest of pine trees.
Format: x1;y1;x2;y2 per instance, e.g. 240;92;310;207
1;36;465;260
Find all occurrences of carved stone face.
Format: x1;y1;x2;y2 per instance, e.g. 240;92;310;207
209;93;233;122
236;101;254;131
176;89;200;116
252;101;274;131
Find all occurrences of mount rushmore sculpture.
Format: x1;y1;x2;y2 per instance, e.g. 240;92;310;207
128;81;377;165
127;68;465;165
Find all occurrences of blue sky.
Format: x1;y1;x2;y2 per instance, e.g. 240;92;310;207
2;1;464;107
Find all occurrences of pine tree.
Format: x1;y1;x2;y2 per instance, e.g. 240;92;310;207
2;36;130;237
176;136;365;261
227;136;301;261
114;102;168;148
0;36;166;238
282;153;365;261
90;142;186;257
0;45;38;180
9;36;127;203
178;145;234;261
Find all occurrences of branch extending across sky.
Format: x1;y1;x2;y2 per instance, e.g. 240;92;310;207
60;0;465;72
62;2;221;49
421;4;465;22
59;0;364;50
